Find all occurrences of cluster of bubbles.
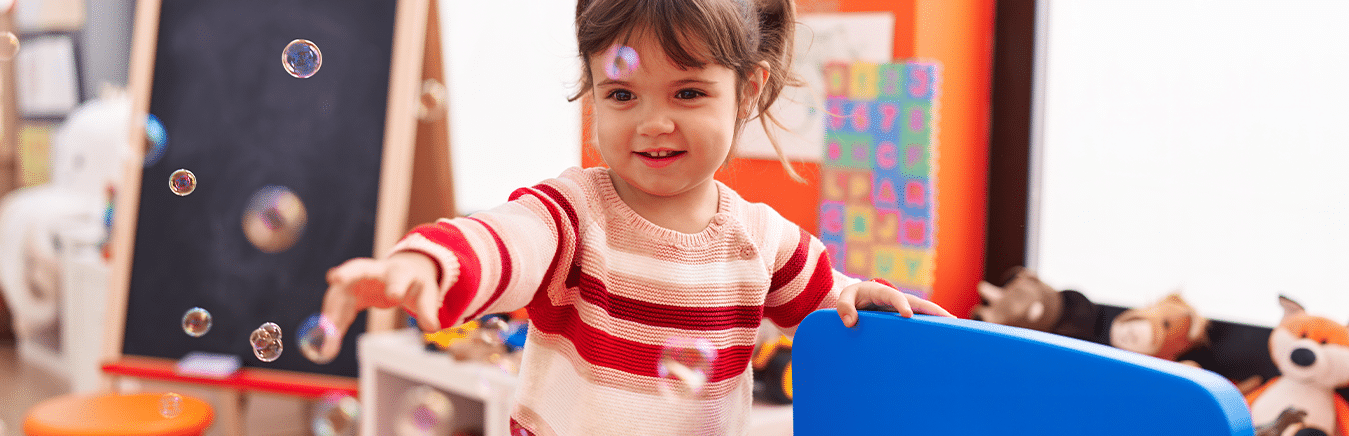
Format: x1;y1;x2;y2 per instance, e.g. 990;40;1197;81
181;307;212;337
283;39;323;79
657;337;718;399
311;392;360;436
159;393;183;419
298;313;340;365
242;186;308;253
250;322;285;362
1;31;17;62
396;385;454;436
602;44;640;80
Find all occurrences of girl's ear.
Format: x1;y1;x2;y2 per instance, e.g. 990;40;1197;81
741;61;771;119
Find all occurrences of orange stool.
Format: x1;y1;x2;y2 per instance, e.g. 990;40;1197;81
24;392;213;436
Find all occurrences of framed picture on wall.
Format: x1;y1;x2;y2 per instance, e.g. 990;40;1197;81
14;32;82;119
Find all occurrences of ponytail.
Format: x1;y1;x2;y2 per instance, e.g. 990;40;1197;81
747;0;806;182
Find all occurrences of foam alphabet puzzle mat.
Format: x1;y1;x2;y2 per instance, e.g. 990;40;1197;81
819;60;939;297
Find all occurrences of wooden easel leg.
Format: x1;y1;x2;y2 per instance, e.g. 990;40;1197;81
217;389;248;436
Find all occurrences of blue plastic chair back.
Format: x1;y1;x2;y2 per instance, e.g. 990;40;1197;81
793;310;1254;435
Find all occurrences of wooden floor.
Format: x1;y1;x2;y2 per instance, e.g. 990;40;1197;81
0;339;311;436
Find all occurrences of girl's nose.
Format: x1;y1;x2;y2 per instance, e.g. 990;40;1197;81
636;105;675;137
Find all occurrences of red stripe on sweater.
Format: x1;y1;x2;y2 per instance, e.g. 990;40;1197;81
575;272;763;331
769;228;811;293
764;250;835;327
407;222;481;327
509;186;576;298
463;217;511;320
528;296;754;384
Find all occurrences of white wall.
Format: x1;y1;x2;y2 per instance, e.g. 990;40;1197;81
1032;0;1349;327
439;0;582;215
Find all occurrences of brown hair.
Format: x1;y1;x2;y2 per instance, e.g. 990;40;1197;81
570;0;805;181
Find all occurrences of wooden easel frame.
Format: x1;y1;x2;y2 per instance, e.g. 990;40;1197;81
100;0;453;432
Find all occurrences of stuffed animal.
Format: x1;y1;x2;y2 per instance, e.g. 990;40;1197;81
1109;293;1209;362
1255;407;1307;436
972;267;1100;341
1246;296;1349;436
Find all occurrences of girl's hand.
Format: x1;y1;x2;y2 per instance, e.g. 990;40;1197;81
320;252;446;349
836;280;954;327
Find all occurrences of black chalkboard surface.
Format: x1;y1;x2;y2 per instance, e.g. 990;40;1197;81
119;0;400;378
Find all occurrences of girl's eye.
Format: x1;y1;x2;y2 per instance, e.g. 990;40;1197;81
607;89;634;102
676;89;706;100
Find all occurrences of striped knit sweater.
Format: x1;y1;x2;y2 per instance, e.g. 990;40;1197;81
391;167;857;435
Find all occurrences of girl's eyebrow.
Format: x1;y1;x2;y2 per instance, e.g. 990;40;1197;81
596;78;718;87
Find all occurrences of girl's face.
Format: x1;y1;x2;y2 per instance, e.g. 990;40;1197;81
590;33;752;202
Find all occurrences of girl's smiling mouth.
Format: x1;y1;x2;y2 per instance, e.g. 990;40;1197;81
635;149;686;167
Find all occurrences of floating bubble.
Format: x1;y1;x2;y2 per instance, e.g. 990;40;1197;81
602;44;639;80
159;393;183;418
312;393;360;436
416;78;448;121
143;114;168;167
242;186;308;253
1;31;17;62
169;169;196;196
251;324;284;362
395;385;453;436
283;39;322;79
181;307;212;337
298;313;340;365
657;337;717;399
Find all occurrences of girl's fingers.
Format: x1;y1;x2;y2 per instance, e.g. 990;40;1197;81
835;285;860;327
410;276;443;332
907;294;955;318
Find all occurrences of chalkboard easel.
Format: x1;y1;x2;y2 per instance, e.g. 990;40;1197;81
98;0;454;433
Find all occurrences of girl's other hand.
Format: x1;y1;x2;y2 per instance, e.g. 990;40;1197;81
835;280;954;328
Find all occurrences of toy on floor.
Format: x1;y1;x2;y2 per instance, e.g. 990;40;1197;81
972;267;1100;340
1110;293;1209;363
1246;296;1349;436
423;313;527;375
1255;407;1308;436
752;334;793;404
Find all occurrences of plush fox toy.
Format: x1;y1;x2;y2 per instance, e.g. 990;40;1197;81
1246;296;1349;436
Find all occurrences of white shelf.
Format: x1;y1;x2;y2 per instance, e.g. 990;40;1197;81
358;329;794;436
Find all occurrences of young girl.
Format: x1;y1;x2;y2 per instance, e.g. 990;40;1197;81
320;0;953;434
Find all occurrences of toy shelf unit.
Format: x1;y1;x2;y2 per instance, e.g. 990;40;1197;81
358;328;519;436
357;329;794;436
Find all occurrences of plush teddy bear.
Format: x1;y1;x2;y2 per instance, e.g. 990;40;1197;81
1109;293;1210;363
972;267;1100;341
1245;296;1349;436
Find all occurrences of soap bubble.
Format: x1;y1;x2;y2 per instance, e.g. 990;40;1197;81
417;78;447;121
312;393;360;436
143;114;167;167
602;44;639;80
159;393;183;418
283;39;322;78
0;32;17;61
181;307;212;337
169;169;196;196
242;186;307;253
396;385;453;436
298;313;340;365
657;337;717;399
251;324;284;362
